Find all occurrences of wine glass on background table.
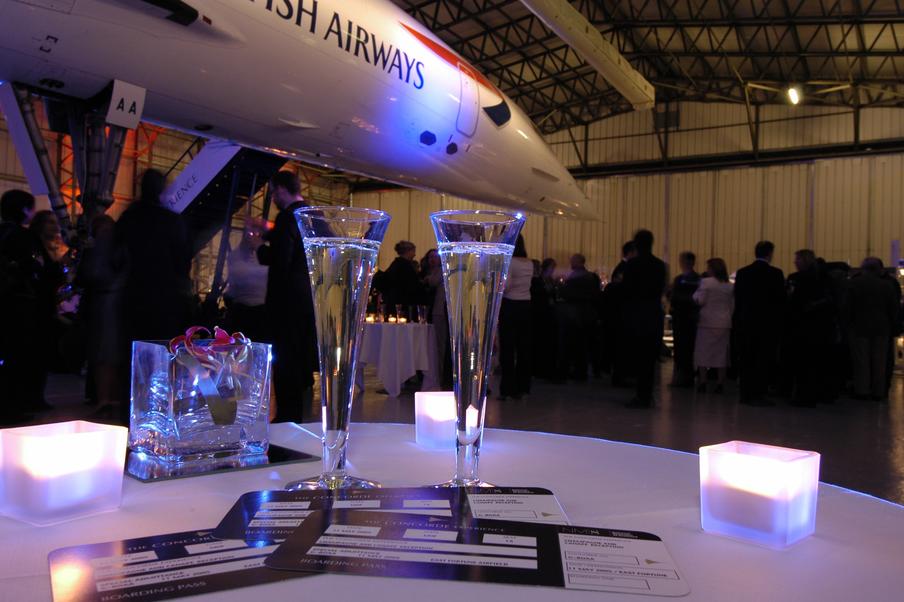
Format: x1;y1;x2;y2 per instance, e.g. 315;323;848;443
430;210;525;487
285;206;391;490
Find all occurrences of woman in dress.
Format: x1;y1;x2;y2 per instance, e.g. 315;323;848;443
419;248;441;319
224;218;269;343
498;235;534;399
693;258;734;394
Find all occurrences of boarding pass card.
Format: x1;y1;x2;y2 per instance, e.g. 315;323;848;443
265;510;690;597
49;530;300;602
213;486;569;543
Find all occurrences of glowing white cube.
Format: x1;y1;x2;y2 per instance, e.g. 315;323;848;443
415;392;456;449
700;441;820;548
0;421;128;525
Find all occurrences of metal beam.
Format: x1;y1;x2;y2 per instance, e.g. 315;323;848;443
571;137;904;178
592;15;904;27
392;0;904;134
621;50;904;58
0;84;70;234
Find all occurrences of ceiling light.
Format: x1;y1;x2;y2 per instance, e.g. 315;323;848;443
787;86;801;105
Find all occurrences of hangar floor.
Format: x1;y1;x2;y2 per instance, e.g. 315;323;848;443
36;362;904;506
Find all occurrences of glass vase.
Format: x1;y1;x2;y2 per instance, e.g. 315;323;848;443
128;337;271;463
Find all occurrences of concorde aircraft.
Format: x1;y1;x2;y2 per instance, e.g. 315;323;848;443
0;0;592;218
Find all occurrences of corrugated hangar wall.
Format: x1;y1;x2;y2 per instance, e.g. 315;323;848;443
3;101;904;277
544;103;904;165
357;103;904;276
356;155;904;277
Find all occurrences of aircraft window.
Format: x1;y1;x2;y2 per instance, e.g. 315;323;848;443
420;131;437;146
483;100;511;127
446;143;458;155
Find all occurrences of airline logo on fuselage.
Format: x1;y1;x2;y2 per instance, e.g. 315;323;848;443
251;0;425;89
399;23;500;97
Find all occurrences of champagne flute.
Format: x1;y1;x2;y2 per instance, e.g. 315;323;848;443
285;206;390;490
430;210;525;486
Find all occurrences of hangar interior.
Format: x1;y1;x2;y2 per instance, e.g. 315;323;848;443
4;1;904;280
1;0;904;509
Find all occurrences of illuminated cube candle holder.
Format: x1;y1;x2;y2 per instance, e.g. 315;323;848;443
415;392;479;449
0;421;128;526
415;392;455;449
700;441;820;549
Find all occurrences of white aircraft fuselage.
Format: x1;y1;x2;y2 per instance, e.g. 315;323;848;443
0;0;590;217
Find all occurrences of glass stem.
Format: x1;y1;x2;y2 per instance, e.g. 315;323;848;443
323;430;348;477
454;435;479;484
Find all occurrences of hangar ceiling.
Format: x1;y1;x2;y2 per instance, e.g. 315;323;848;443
392;0;904;134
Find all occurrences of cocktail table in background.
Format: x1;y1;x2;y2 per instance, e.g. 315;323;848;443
357;323;440;397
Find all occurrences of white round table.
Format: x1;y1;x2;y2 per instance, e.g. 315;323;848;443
1;423;902;601
357;323;440;397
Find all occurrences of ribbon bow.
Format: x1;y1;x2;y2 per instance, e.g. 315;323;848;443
168;326;250;369
168;326;252;425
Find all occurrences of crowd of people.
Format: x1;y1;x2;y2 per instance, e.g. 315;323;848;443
0;170;320;425
1;168;902;425
493;234;903;408
372;227;903;410
671;242;902;407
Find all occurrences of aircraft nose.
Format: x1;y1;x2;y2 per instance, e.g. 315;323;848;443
553;184;595;219
530;163;595;219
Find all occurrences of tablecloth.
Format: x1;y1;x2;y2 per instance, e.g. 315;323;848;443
357;323;440;396
1;423;903;602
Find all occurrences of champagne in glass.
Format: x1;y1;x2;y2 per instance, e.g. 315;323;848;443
286;207;390;490
431;210;525;486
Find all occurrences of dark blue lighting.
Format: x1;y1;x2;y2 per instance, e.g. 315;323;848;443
419;130;437;146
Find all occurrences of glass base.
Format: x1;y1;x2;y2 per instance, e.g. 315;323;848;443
432;479;497;488
285;473;381;491
126;446;317;482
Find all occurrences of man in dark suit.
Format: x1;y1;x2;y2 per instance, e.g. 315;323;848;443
557;253;602;381
116;170;194;343
733;241;786;405
603;241;636;386
621;230;667;408
787;251;837;406
846;257;899;401
668;251;701;388
116;170;194;424
0;189;44;424
879;268;903;397
257;171;317;423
